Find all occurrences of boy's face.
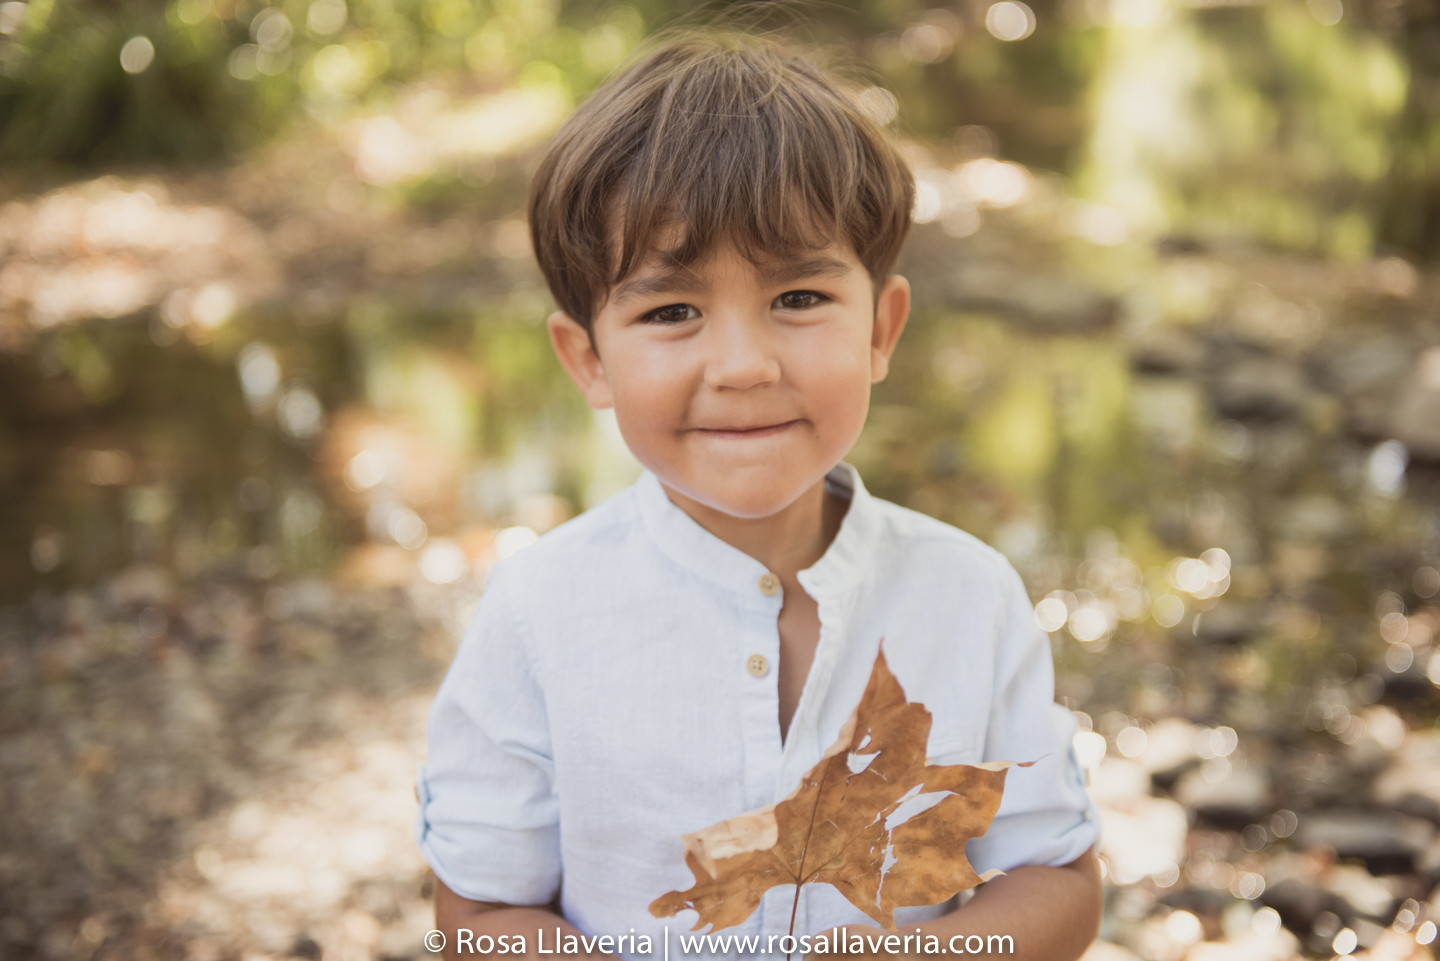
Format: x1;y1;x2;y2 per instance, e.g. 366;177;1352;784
548;241;909;522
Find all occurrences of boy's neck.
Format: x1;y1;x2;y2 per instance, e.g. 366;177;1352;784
659;476;848;584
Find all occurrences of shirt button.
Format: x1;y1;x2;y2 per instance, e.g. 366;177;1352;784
758;572;780;596
746;654;770;677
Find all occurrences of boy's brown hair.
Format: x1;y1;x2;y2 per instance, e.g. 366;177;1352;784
527;30;914;328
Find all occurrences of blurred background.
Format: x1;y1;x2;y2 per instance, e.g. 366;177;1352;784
2;0;1439;958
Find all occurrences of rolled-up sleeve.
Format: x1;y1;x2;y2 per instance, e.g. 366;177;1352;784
415;567;562;904
966;563;1099;873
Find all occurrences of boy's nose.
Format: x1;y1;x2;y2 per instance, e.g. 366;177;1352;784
703;316;781;391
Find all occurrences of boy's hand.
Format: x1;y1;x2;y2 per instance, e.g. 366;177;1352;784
432;875;616;961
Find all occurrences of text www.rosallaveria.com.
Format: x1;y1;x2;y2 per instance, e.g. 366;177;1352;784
675;930;1014;955
429;926;1015;956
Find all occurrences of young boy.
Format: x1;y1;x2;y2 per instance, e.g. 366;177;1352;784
417;31;1101;961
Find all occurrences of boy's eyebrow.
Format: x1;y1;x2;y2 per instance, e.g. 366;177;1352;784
608;255;855;307
608;269;703;307
760;256;854;285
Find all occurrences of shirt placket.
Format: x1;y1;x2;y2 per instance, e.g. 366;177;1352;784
739;569;786;807
737;568;787;953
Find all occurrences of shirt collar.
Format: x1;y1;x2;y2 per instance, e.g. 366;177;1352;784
633;462;881;601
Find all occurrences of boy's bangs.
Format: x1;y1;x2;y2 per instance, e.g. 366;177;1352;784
609;145;848;287
619;200;837;288
605;53;887;289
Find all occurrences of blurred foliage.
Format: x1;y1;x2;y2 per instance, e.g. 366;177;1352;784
1076;3;1434;261
2;0;1438;258
2;0;263;163
0;0;647;166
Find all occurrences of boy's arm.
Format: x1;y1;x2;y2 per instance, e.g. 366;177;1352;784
419;566;570;948
434;875;615;961
920;845;1101;959
811;846;1101;961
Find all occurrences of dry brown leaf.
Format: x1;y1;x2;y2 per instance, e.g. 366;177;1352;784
650;646;1021;933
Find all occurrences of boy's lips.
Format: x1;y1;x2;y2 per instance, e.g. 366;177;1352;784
689;419;800;439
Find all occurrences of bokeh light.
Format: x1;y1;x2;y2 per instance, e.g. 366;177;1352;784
119;36;155;75
854;86;899;127
308;0;348;36
985;1;1037;41
0;2;27;35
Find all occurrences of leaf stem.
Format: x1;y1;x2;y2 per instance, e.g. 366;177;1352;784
787;883;800;961
788;770;824;961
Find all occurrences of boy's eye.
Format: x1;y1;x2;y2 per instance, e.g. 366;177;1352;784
641;303;698;324
775;290;826;310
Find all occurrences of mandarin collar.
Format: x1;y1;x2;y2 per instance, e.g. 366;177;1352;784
634;462;880;602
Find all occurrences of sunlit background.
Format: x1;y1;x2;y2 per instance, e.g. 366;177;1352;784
2;0;1439;959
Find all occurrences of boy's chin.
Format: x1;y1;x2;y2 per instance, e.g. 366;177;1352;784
659;476;826;524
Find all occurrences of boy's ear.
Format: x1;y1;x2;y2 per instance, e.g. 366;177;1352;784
547;311;614;410
869;274;911;383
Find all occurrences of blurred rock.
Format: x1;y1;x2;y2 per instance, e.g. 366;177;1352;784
1263;877;1334;934
1175;765;1271;825
1099;794;1188;885
1352;929;1435;960
0;568;447;960
104;564;177;609
1082;941;1143;961
1190;603;1260;646
1207;351;1311;422
1311;332;1412;401
291;934;322;959
1345;706;1410;775
1246;423;1315;484
1276;494;1353;543
1092;758;1152;806
1183;928;1301;961
1322;863;1404;921
1387;347;1440;462
265;577;336;621
1418;836;1440;882
1261;850;1342;929
1295;810;1435;872
940;262;1120;332
1371;733;1440;822
1130;328;1207;375
1161;885;1240;923
1310;332;1412;440
1136;718;1202;781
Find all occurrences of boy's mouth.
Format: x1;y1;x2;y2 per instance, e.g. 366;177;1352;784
690;420;800;439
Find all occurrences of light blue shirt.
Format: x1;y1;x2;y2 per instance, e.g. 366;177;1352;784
416;463;1097;957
